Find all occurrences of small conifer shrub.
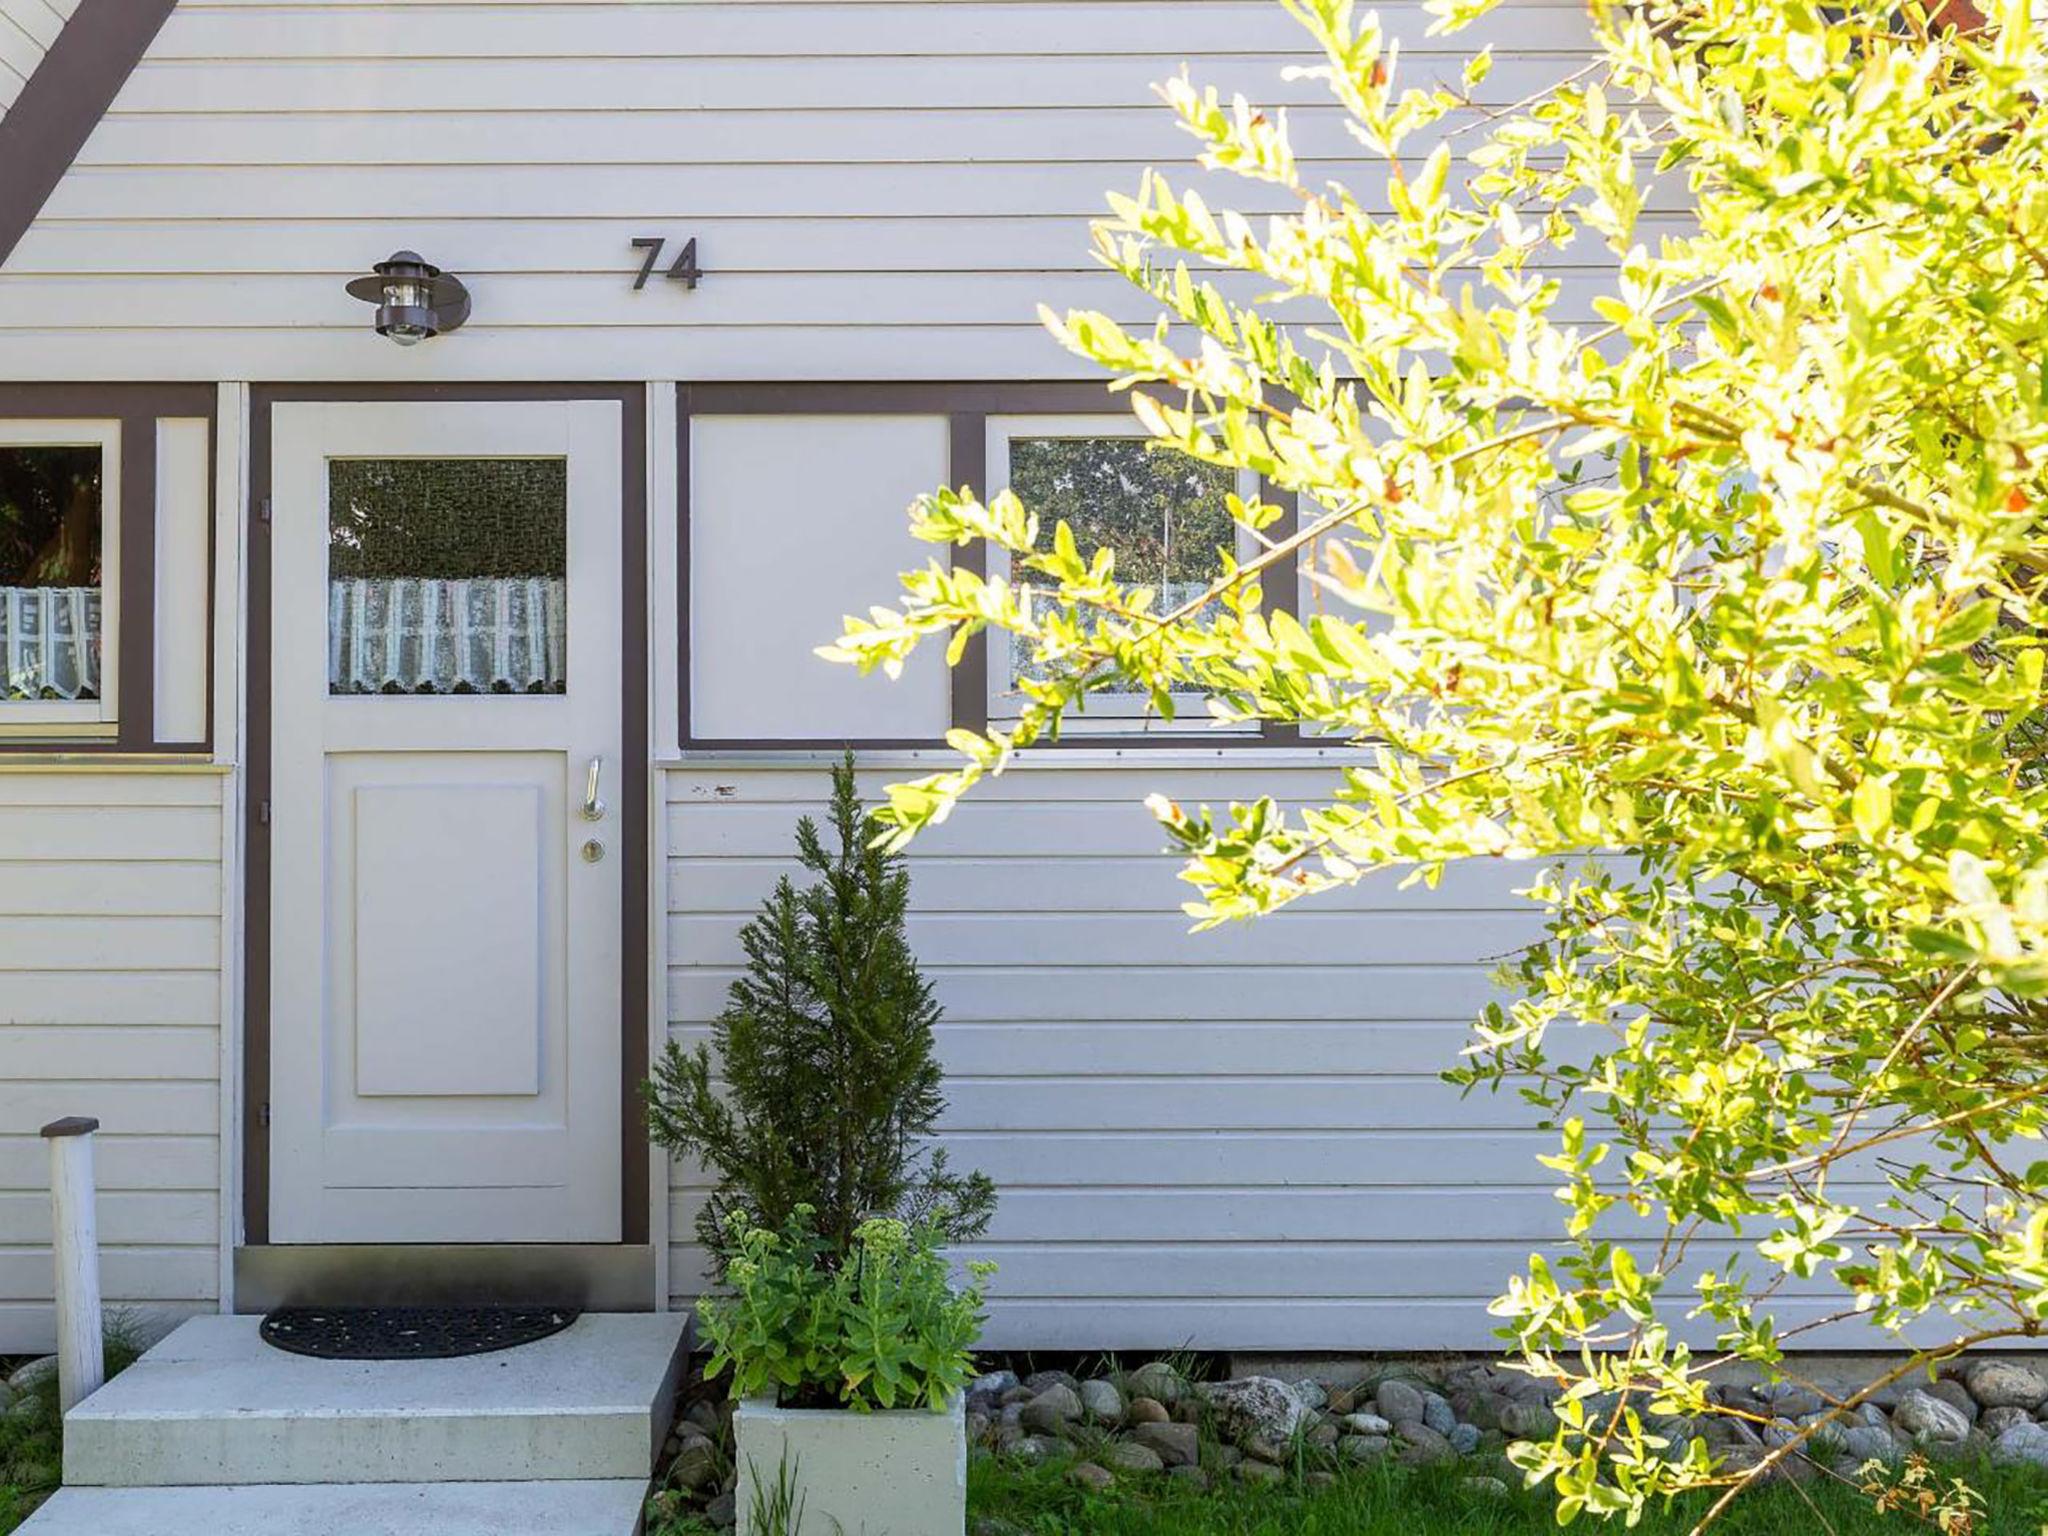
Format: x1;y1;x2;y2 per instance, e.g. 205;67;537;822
647;751;995;1261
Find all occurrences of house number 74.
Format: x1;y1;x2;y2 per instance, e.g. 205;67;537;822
630;237;702;291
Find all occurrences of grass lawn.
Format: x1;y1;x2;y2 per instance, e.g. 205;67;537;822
970;1455;2048;1536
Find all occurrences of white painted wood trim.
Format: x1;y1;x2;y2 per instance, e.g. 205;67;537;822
47;1128;104;1413
649;382;679;760
215;383;248;1293
646;382;673;1309
153;418;211;743
660;747;1371;772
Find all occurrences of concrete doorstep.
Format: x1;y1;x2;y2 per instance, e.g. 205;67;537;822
16;1311;690;1536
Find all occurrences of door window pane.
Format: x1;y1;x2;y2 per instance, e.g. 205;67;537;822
0;445;104;702
1006;436;1236;692
328;458;568;695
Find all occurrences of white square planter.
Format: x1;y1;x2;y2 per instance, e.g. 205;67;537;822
733;1392;966;1536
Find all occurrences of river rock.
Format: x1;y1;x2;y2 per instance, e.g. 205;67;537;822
1127;1396;1170;1426
1107;1441;1165;1475
1202;1377;1312;1443
1421;1391;1458;1438
1290;1378;1329;1412
1449;1422;1482;1454
1168;1465;1209;1491
1021;1385;1084;1437
1339;1433;1392;1463
1079;1379;1125;1425
1243;1435;1286;1466
669;1438;720;1493
1397;1422;1457;1466
1981;1404;2033;1439
1340;1412;1393;1436
1500;1401;1558;1439
1133;1420;1201;1467
1967;1360;2048;1411
1994;1420;2048;1470
970;1369;1020;1402
1007;1435;1061;1464
1460;1476;1511;1499
1839;1425;1902;1467
1025;1370;1080;1396
9;1355;56;1392
1929;1379;1979;1422
1067;1463;1115;1493
1376;1379;1428;1425
1894;1388;1971;1444
1127;1362;1186;1406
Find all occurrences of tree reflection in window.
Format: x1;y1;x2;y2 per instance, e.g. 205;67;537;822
1007;437;1235;693
0;446;103;702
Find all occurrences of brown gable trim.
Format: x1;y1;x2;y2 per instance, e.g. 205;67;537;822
0;0;178;271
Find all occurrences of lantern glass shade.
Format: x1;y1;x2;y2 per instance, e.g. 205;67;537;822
346;251;468;346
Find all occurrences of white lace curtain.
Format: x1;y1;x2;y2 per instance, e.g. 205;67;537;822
329;577;566;695
0;586;101;701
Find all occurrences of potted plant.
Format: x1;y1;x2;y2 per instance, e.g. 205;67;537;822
647;754;997;1533
702;1208;991;1536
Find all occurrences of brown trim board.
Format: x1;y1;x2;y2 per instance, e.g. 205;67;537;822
0;0;179;272
0;384;217;755
676;381;1296;752
243;383;651;1252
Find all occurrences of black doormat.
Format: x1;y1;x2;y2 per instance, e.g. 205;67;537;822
259;1305;580;1360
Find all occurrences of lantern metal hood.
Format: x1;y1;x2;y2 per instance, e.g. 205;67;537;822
345;251;472;347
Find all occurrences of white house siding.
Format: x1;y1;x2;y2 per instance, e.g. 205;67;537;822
668;757;1558;1351
0;0;1610;382
0;769;226;1354
0;0;73;118
665;759;1942;1351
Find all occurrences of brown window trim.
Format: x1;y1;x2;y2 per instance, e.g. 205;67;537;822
677;382;1299;751
0;384;217;754
241;382;651;1250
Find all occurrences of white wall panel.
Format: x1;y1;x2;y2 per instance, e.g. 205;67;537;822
0;0;1602;381
663;758;1597;1350
689;416;951;741
0;770;227;1353
154;417;212;744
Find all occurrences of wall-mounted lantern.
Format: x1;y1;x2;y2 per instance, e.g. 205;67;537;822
345;251;471;347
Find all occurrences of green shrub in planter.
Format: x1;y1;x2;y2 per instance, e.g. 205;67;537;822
646;751;995;1264
700;1207;991;1413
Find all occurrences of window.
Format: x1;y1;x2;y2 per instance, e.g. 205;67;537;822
328;457;568;696
986;417;1255;728
0;421;120;731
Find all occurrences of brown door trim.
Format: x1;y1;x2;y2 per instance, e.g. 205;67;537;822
243;383;650;1250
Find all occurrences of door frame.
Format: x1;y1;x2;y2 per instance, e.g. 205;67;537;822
242;383;650;1264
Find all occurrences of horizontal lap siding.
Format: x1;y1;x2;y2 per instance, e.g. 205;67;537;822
665;761;1594;1350
0;773;225;1353
0;0;1601;380
0;0;74;116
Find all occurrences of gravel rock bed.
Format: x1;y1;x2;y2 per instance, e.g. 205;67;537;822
965;1355;2048;1495
645;1354;2048;1528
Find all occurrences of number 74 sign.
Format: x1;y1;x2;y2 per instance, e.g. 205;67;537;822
630;237;702;291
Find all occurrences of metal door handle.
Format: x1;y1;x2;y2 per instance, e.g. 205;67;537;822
582;757;606;822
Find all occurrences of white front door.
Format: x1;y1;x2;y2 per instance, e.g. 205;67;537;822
269;401;623;1243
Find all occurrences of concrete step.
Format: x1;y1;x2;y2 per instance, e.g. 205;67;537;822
17;1479;649;1535
64;1312;689;1487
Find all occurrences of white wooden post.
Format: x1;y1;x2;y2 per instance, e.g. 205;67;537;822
42;1116;104;1414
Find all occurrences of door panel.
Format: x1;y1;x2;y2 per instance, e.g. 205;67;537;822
268;401;623;1244
346;769;549;1100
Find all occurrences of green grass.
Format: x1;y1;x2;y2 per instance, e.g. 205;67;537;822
970;1454;2048;1536
0;1326;145;1536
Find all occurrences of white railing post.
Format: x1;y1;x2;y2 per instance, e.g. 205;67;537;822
42;1116;104;1413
